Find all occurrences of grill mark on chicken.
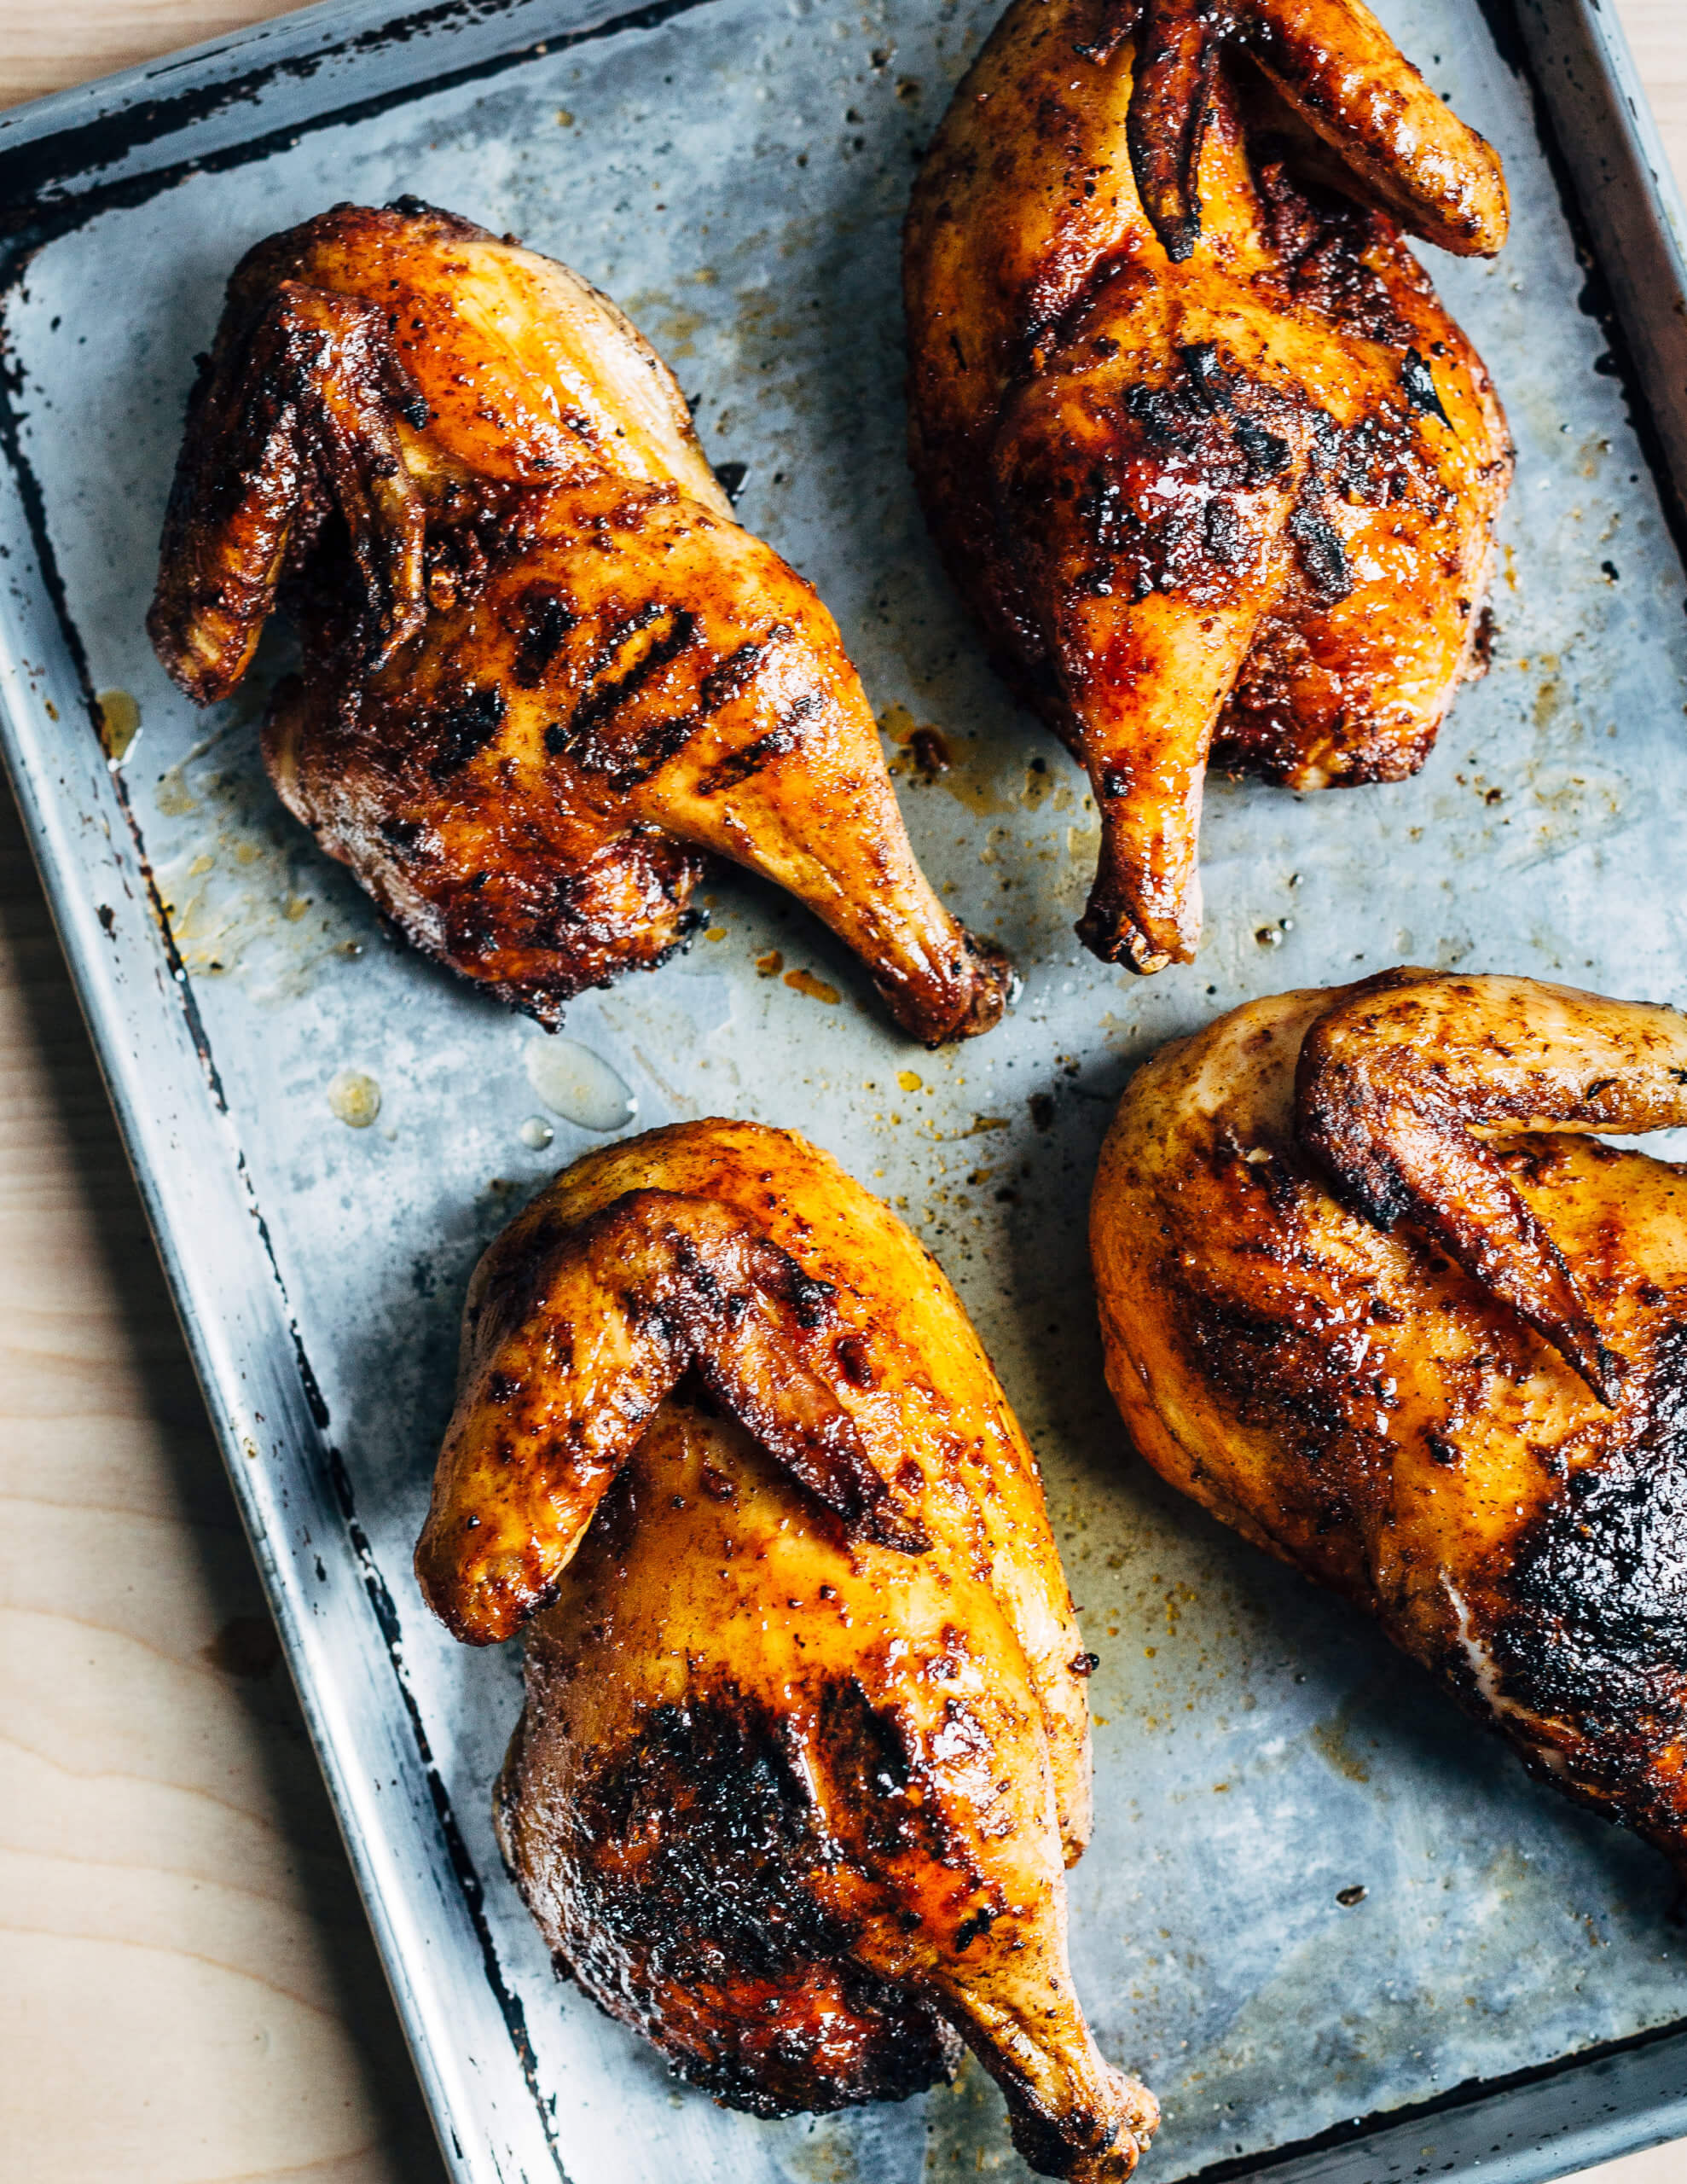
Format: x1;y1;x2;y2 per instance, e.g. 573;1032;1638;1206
498;1685;966;2117
1285;485;1352;603
1497;1321;1687;1719
1401;346;1452;425
1250;154;1418;346
554;1694;842;1968
817;1674;977;1869
698;692;825;796
426;682;507;781
1443;1333;1687;1844
511;585;577;685
699;626;790;712
1080;357;1300;604
1082;340;1422;610
542;601;700;787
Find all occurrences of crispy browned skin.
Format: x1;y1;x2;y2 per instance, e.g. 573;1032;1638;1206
905;0;1511;973
1093;972;1687;1863
420;1118;1156;2179
148;201;1012;1044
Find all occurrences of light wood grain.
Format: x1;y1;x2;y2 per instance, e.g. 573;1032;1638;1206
0;802;448;2181
0;3;1683;2182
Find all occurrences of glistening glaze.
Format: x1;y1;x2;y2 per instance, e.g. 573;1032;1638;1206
429;1118;1156;2181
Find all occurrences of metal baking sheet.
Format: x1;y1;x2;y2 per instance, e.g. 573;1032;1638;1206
3;0;1686;2179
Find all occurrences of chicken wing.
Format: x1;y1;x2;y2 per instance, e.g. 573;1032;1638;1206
906;0;1511;972
148;200;1012;1044
418;1118;1156;2180
1092;971;1687;1863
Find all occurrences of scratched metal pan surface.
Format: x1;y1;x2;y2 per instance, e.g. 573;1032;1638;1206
2;0;1687;2178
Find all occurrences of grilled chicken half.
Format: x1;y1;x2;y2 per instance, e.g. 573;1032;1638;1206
148;200;1012;1044
417;1119;1156;2181
906;0;1511;973
1093;971;1687;1864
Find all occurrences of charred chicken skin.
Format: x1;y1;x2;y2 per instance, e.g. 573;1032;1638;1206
417;1118;1156;2180
905;0;1511;973
1093;972;1687;1863
148;200;1012;1044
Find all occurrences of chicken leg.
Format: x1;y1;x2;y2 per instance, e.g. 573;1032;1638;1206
1092;971;1687;1864
419;1118;1156;2178
149;201;1012;1044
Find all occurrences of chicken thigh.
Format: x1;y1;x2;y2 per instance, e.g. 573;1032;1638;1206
417;1118;1156;2179
149;201;1012;1044
906;0;1511;972
1093;971;1687;1863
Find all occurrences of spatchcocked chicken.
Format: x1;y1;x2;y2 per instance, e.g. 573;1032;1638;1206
416;1119;1156;2180
1093;972;1687;1864
148;201;1012;1045
906;0;1512;973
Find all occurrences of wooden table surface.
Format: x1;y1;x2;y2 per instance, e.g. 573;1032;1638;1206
1;4;1684;2181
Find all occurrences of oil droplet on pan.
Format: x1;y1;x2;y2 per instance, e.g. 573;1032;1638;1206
519;1115;555;1151
524;1038;636;1133
96;688;141;761
327;1069;381;1129
155;764;199;816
